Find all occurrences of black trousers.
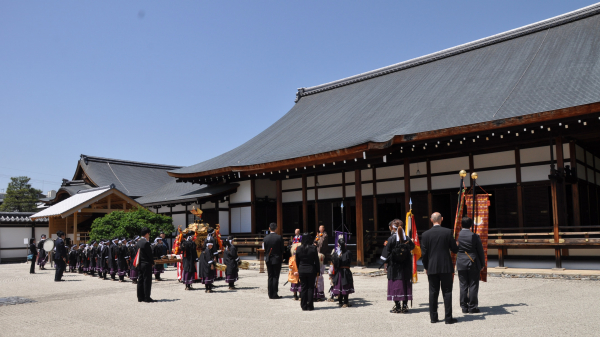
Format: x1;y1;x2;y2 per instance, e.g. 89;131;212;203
427;273;453;321
299;273;316;310
54;259;65;281
266;262;281;298
458;268;480;311
30;257;36;273
137;263;153;301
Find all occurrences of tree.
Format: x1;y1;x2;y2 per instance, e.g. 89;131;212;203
0;176;43;212
89;206;174;242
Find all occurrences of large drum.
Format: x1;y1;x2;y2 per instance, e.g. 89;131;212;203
43;239;55;252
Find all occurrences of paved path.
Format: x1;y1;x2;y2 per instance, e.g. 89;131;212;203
0;263;598;337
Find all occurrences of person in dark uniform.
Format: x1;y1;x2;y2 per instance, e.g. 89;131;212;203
89;241;97;277
457;217;485;314
54;231;67;282
199;242;217;293
223;236;239;290
29;238;37;274
263;222;284;299
37;234;47;270
381;219;415;314
180;233;198;290
421;212;459;324
296;233;320;311
152;237;166;280
331;238;354;308
129;237;139;284
108;238;119;281
68;245;78;273
136;228;155;302
117;238;129;282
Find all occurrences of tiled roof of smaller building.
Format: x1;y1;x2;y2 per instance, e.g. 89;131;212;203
0;212;49;223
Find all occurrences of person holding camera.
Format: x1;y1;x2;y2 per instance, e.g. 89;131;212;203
456;217;485;314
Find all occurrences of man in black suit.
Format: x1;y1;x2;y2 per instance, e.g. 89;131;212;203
421;212;459;324
54;231;67;282
136;228;156;303
457;217;485;314
263;222;284;299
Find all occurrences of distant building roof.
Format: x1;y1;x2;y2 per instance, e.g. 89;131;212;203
170;3;600;178
75;155;182;198
136;181;238;206
0;212;48;223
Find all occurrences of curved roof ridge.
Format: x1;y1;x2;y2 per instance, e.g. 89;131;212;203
296;2;600;101
80;154;182;170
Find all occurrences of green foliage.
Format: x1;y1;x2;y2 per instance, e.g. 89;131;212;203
89;206;174;242
0;176;43;212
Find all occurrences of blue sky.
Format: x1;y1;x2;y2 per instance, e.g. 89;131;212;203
0;0;596;193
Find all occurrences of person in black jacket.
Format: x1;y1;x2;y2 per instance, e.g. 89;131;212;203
152;237;166;281
331;238;354;308
136;228;156;302
108;238;119;281
295;233;320;311
457;217;485;314
117;238;129;282
29;238;37;274
421;212;459;324
381;219;415;314
199;242;217;293
37;234;47;270
68;245;78;273
54;231;67;282
263;222;284;299
223;236;239;290
129;238;139;284
180;233;198;290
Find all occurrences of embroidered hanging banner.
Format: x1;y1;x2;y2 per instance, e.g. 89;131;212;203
464;194;490;282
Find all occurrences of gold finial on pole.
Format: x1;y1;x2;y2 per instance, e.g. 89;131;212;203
471;172;478;180
459;170;467;178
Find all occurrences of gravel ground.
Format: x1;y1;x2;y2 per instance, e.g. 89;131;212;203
0;263;597;337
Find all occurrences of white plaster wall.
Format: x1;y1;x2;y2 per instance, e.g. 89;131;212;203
282;178;302;190
170;204;186;212
410;177;428;192
569;249;600;256
474;150;514;168
219;211;229;235
0;227;31;249
220;201;229;208
432;174;462;190
586;151;594;166
318;173;342;186
409;162;427;176
307;189;315;201
362;183;373;196
477;168;516;185
202;202;215;209
563;143;570;160
345;171;355;183
507;249;554;256
377;165;403;179
255;179;276;199
430;156;469;174
345;185;355;198
230;180;251;203
35;227;49;240
576;145;585;161
377;180;404;195
520;146;550;164
521;165;549;182
361;169;373;181
307;176;314;188
240;207;251;232
318;186;343;199
577;163;586;180
587;168;595;183
172;213;187;232
282;191;302;203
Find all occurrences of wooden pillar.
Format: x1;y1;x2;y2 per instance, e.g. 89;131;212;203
73;212;78;244
569;141;580;228
498;248;505;268
251;178;256;234
515;147;524;229
276;179;283;235
355;169;364;266
108;195;112;210
426;159;432;227
302;174;308;233
314;174;319;232
372;167;378;233
404;159;411;215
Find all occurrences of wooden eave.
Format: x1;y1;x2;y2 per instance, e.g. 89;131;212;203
168;102;600;180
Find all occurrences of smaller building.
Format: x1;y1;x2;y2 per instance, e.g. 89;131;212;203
0;212;49;263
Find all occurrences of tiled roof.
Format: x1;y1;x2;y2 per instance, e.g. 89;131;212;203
0;212;48;223
136;180;238;206
172;3;600;176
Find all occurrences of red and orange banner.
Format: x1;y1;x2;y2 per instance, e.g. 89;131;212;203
464;194;490;282
405;211;421;283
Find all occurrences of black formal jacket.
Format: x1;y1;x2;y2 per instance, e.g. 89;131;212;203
263;232;284;264
456;229;485;271
295;245;320;275
107;243;117;269
331;250;353;287
421;225;458;274
223;244;239;275
29;243;38;257
382;233;415;281
199;246;215;279
180;240;198;273
54;237;67;260
135;238;154;267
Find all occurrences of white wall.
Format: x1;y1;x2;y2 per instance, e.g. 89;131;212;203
475;151;514;168
282;178;302;190
219;211;229;235
0;227;31;260
409;162;427;176
172;213;187;232
318;172;343;185
230;180;251;203
410;177;428;192
521;165;549;182
282;191;302;203
230;206;252;233
431;156;468;174
478;168;516;185
377;180;404;195
376;164;403;179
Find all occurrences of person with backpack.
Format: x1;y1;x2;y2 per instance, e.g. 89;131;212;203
381;219;415;314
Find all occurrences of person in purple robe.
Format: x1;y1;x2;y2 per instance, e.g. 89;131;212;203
381;219;415;314
223;236;239;290
180;233;198;290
